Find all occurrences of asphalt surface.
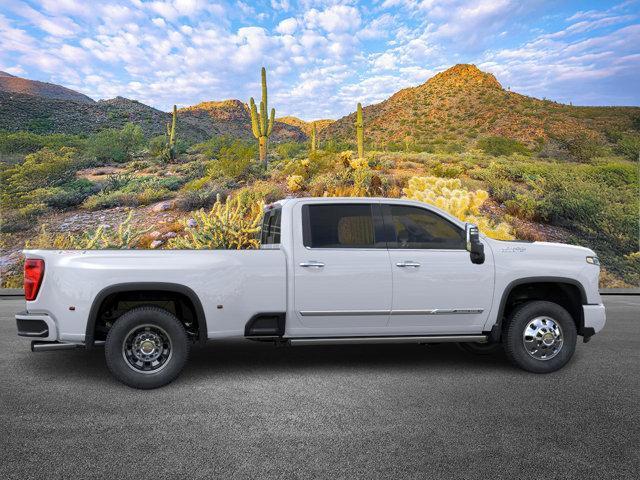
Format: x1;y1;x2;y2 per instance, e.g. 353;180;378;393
1;296;638;479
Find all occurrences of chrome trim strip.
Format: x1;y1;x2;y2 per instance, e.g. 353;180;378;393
289;335;488;346
299;309;483;316
300;310;389;316
392;308;484;315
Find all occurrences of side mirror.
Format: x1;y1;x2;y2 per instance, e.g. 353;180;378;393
465;224;485;265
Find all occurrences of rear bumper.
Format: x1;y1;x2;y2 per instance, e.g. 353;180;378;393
583;304;606;336
15;311;58;341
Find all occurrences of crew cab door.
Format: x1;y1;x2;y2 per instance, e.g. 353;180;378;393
292;202;392;334
383;204;494;334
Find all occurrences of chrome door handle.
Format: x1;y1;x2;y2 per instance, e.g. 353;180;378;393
396;261;421;268
300;261;325;268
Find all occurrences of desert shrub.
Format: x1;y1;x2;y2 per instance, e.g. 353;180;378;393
148;135;167;157
504;194;540;220
477;136;529;156
234;181;286;208
276;141;306;160
216;141;256;177
192;136;235;158
82;191;138;210
615;133;640;160
0;147;83;210
432;163;464;178
82;186;173;210
31;178;98;209
555;132;603;162
0;131;87;154
167;195;262;249
88;123;144;162
403;176;513;240
287;174;305;192
175;187;229;211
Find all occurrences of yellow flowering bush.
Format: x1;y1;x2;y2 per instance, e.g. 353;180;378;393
287;174;305;192
403;176;513;240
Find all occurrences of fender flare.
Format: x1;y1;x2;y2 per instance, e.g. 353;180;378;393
489;276;588;341
85;282;207;347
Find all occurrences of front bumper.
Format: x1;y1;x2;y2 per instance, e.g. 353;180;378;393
582;304;606;341
15;311;58;341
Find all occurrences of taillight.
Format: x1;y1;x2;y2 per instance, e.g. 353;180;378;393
24;259;45;301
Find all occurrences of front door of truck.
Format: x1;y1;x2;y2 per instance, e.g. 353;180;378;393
383;204;494;334
292;202;392;335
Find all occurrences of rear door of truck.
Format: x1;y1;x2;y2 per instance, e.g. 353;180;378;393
291;200;392;333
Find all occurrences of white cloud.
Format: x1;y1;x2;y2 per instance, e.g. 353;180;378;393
152;17;167;28
276;17;298;35
305;5;361;33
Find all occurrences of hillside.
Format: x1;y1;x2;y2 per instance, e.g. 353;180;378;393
179;100;306;142
0;71;94;104
0;92;305;143
277;116;334;135
321;64;640;148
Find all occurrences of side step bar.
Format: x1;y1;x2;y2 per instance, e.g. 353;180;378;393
30;341;106;352
288;335;487;346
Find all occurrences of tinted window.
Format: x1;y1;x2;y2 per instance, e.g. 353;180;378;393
386;205;465;249
260;207;281;244
303;204;377;248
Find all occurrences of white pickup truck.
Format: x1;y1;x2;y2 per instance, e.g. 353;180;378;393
16;197;606;388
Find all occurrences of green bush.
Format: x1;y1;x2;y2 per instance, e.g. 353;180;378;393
555;132;603;162
216;141;257;178
82;187;173;210
88;123;144;162
275;141;306;160
0;147;83;209
615;133;640;160
0;131;87;154
477;136;529;156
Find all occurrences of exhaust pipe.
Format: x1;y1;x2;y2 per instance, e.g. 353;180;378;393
31;341;83;352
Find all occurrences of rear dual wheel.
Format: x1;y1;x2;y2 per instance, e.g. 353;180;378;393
105;306;190;389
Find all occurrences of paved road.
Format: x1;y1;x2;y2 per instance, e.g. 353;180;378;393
1;296;638;479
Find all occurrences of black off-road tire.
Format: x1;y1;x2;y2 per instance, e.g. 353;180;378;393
105;306;190;389
504;300;577;373
457;341;502;356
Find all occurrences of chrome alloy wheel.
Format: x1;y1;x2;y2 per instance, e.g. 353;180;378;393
522;316;563;361
122;324;172;374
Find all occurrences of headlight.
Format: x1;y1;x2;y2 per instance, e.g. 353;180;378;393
586;256;600;265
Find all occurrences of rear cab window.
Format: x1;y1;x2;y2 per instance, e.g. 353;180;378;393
260;205;282;246
302;203;385;248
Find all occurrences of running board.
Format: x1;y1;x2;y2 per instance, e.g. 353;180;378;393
31;341;84;352
288;335;487;346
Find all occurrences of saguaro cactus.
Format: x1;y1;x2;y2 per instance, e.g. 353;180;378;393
249;67;275;167
355;102;364;160
310;122;317;152
165;104;177;161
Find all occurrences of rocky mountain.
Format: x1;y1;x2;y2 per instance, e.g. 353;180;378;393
0;78;305;143
276;116;334;135
0;91;210;141
0;71;94;104
321;64;640;148
179;100;306;142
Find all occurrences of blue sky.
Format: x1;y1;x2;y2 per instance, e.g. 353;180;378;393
0;0;638;120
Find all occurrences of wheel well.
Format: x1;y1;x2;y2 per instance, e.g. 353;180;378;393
500;282;585;335
86;285;207;346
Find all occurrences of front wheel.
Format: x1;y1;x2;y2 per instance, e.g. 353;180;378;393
503;300;577;373
105;306;190;389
